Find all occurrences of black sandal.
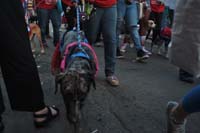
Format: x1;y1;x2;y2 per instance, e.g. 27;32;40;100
34;106;59;128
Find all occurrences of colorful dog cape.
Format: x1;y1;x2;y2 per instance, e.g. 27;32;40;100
51;30;99;77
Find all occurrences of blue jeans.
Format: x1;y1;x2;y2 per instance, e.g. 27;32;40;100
37;8;61;45
182;85;200;113
161;6;169;28
117;0;142;50
85;5;117;76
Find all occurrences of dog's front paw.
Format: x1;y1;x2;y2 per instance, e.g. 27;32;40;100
32;49;36;53
40;49;45;54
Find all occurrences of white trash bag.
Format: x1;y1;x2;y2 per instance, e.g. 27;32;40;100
169;0;200;77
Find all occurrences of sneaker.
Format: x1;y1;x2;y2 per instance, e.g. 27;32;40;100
142;46;152;55
179;69;194;84
120;43;128;53
136;49;149;61
166;101;187;133
130;43;134;48
116;47;124;59
106;75;119;86
95;42;103;47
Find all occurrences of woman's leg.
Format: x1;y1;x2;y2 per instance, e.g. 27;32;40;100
49;9;61;46
152;12;163;44
0;0;59;127
62;3;76;31
37;8;49;45
167;85;200;132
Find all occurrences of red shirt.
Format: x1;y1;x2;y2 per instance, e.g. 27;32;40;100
62;0;73;6
35;0;56;9
150;0;165;13
90;0;116;8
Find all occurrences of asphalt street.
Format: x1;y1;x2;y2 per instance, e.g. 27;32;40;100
0;38;200;133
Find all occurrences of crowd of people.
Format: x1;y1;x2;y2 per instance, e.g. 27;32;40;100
26;0;175;86
0;0;200;133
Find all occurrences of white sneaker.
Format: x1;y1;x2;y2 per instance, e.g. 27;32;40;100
120;43;128;53
166;101;187;133
95;42;103;47
130;43;134;48
142;47;152;55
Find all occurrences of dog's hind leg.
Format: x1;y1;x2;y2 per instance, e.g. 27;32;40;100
36;31;45;54
30;34;36;53
157;44;162;55
150;42;154;52
32;42;36;53
146;29;152;40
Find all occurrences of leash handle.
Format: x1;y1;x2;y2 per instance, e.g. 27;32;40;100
75;0;82;48
74;0;90;60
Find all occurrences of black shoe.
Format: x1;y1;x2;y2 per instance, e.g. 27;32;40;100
0;117;4;132
179;77;194;83
116;47;124;59
136;49;149;61
34;106;59;128
179;69;194;83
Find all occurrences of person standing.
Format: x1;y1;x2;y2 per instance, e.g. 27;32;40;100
0;0;59;130
167;0;200;131
85;0;120;86
116;0;150;60
62;0;76;31
149;0;165;45
167;85;200;133
36;0;61;47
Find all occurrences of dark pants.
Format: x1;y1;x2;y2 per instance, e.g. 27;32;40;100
168;9;174;27
37;8;61;46
0;0;45;112
46;20;50;36
62;2;76;31
85;5;117;76
149;11;163;43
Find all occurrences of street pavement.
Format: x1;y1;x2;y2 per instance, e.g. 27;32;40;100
0;38;200;133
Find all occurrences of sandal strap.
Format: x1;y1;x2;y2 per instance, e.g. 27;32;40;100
34;106;59;128
33;106;59;118
34;113;48;118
